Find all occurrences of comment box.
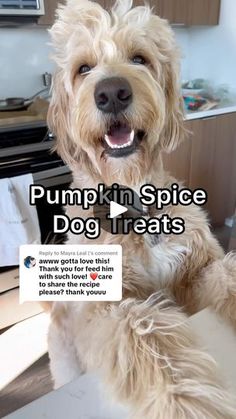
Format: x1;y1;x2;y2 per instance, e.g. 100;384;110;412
20;245;122;303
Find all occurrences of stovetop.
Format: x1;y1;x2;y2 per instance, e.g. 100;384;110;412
0;121;67;179
0;122;51;149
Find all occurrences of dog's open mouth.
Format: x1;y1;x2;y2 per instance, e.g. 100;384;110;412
102;121;145;158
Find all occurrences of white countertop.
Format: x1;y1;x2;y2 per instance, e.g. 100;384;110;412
5;309;236;419
5;373;129;419
185;104;236;120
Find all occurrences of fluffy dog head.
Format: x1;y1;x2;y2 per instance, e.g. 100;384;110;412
48;0;185;185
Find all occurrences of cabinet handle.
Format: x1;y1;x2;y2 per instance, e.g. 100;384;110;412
172;23;185;27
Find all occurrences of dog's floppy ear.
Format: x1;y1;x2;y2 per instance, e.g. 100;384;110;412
47;71;77;164
161;58;187;152
148;15;187;152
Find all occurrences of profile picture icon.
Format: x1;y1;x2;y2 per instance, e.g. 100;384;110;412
24;256;36;269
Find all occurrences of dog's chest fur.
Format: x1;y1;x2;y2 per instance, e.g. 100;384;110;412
65;182;218;295
66;218;189;294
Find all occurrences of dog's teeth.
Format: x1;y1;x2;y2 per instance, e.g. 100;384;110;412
104;130;135;150
104;134;112;147
130;130;135;142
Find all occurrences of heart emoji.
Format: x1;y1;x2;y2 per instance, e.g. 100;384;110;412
90;272;98;280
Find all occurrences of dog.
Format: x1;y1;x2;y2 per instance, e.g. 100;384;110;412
47;1;236;417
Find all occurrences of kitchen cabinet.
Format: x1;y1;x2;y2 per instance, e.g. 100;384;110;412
107;0;220;25
155;0;189;24
162;133;192;186
187;0;221;26
38;0;221;26
155;0;221;26
163;113;236;226
38;0;59;26
115;0;220;25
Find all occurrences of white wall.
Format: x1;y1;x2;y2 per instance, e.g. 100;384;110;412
0;25;190;98
0;0;235;99
0;27;54;98
187;0;236;89
172;0;236;89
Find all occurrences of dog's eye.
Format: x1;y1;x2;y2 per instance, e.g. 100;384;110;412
78;64;92;75
131;55;146;65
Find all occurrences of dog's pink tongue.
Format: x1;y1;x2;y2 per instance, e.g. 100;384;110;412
108;125;132;145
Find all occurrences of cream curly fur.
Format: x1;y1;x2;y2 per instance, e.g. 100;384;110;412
47;1;236;417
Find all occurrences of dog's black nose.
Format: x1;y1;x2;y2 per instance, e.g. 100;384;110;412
94;77;133;114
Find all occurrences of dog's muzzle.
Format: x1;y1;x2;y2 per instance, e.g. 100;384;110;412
95;77;145;158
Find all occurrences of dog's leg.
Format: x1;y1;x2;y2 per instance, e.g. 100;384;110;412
48;303;82;389
195;253;236;328
91;294;235;419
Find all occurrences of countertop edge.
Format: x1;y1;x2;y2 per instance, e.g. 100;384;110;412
185;105;236;121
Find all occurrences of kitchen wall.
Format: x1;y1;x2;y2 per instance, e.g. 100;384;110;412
0;24;190;99
0;27;53;98
174;0;236;90
187;0;236;90
0;25;190;98
0;0;235;99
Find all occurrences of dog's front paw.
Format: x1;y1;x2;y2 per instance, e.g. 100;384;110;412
206;253;236;328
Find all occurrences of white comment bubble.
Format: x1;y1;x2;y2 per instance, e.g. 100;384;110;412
20;245;122;303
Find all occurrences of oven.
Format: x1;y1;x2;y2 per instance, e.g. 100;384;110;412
0;0;45;16
0;120;72;272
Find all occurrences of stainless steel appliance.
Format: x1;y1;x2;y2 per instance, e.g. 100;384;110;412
0;120;72;271
0;0;45;16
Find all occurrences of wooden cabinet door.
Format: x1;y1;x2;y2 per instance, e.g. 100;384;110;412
162;129;192;186
155;0;188;25
187;0;220;25
153;0;220;25
164;113;236;226
40;1;220;26
189;114;236;226
38;0;59;26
